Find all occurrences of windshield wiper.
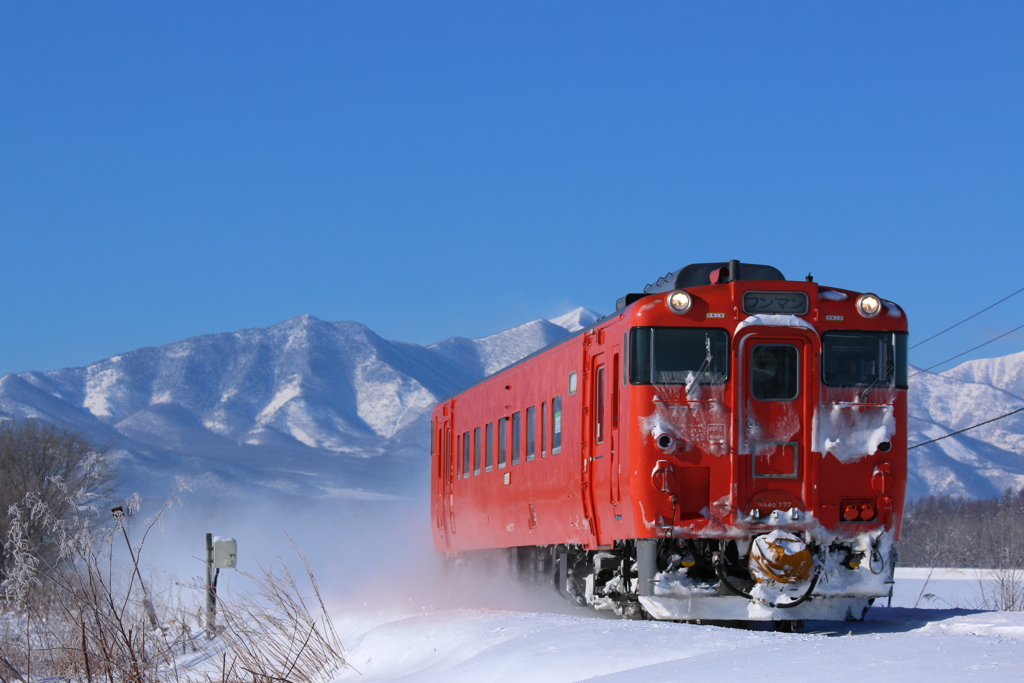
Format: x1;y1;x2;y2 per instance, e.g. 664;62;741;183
686;335;714;398
858;357;894;401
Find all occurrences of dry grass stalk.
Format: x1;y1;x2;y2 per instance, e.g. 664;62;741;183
974;567;1024;612
216;536;349;683
2;483;348;682
2;485;193;681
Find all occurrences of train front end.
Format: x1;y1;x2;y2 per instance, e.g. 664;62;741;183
622;261;907;623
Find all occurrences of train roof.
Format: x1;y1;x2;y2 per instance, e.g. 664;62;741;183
616;260;786;311
645;261;786;292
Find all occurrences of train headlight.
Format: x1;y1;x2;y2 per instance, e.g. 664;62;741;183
667;290;693;315
856;293;882;318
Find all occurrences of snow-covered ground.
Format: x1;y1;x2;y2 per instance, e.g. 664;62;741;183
134;499;1022;682
327;568;1024;682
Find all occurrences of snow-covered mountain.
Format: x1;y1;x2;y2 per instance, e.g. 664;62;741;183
908;352;1024;500
0;308;601;501
1;303;1022;502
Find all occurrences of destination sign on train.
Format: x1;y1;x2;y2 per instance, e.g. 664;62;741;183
742;291;810;315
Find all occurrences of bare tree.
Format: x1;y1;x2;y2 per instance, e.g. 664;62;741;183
901;487;1024;569
0;419;115;584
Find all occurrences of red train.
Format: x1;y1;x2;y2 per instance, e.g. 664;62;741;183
431;261;907;625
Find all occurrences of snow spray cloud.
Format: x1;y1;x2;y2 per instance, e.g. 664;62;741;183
116;490;422;598
120;486;578;619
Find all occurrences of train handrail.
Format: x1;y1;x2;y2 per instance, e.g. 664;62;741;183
652;398;717;405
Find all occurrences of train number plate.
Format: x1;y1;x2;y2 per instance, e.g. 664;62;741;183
743;291;809;315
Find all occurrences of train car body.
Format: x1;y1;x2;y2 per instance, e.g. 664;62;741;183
431;261;907;623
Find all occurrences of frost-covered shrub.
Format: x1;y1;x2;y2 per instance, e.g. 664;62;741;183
2;485;191;681
1;483;348;681
0;419;115;585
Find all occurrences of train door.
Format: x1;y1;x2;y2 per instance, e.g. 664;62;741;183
586;352;615;545
737;330;818;520
437;405;455;550
610;344;622;506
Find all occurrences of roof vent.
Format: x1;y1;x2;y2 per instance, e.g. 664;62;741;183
643;260;785;294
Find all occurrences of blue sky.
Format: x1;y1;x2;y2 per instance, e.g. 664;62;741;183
2;2;1023;379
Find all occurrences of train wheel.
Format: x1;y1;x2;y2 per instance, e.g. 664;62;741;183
619;600;646;620
773;620;804;633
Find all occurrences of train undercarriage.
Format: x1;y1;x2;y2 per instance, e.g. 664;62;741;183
452;530;896;630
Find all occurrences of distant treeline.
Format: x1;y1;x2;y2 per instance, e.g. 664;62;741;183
898;487;1024;568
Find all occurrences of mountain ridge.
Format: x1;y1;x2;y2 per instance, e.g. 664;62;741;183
0;308;601;500
2;306;1022;502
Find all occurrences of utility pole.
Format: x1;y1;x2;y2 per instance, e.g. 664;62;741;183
205;532;216;639
205;533;237;639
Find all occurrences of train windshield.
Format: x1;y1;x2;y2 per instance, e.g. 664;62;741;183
822;331;909;388
629;327;729;385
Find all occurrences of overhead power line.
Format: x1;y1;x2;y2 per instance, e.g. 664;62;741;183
911;285;1024;349
909;405;1024;450
910;322;1024;377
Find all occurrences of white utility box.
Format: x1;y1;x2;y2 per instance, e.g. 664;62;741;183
212;537;237;569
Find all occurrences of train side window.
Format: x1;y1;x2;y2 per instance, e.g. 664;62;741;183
456;436;464;479
474;427;482;474
540;401;547;457
445;428;451;481
512;411;522;465
526;406;536;461
629;328;652;384
485;422;494;472
552;396;563;454
895;332;909;389
498;417;508;469
460;433;469;479
623;332;629;385
612;353;620;426
569;371;578;395
751;344;799;400
629;327;729;384
595;366;605;444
